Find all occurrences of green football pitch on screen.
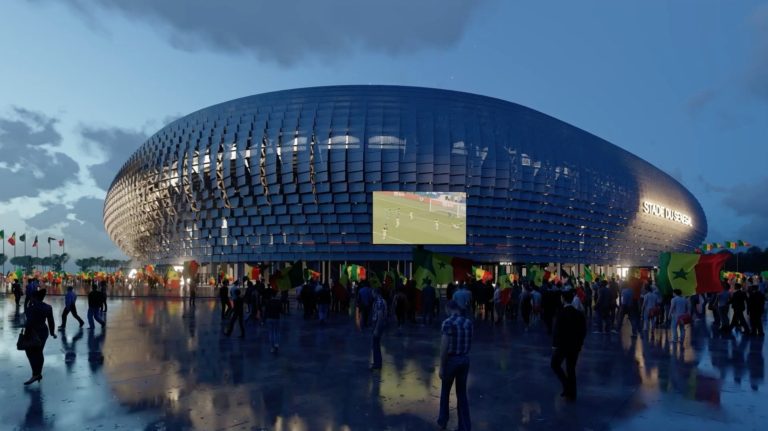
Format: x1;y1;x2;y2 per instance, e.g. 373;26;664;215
372;191;467;245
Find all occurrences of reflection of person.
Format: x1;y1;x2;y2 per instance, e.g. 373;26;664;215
23;289;57;385
370;288;387;370
437;300;472;431
219;280;230;319
225;289;245;338
551;290;586;401
59;285;85;329
747;285;765;336
265;290;282;353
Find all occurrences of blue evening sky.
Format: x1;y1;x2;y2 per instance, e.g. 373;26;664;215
0;0;766;264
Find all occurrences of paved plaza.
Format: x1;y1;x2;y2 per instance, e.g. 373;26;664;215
0;294;766;431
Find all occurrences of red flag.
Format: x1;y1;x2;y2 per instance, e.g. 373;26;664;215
8;232;16;246
58;239;65;247
694;252;731;293
32;236;38;248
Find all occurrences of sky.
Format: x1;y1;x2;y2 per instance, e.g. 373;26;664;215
0;0;766;270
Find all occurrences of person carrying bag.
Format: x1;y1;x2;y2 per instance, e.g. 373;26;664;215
20;288;56;385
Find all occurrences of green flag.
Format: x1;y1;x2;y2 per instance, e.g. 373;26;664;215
432;252;454;285
0;229;4;239
413;248;436;289
527;265;543;286
19;233;26;242
584;265;594;282
498;266;513;289
657;252;672;296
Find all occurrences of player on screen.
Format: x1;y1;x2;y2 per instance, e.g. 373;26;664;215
434;218;439;231
396;216;400;228
409;211;414;220
382;224;388;241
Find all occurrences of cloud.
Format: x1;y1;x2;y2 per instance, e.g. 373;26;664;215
38;0;490;65
26;203;70;230
81;127;147;190
746;4;768;100
720;176;768;246
685;89;716;115
0;108;80;200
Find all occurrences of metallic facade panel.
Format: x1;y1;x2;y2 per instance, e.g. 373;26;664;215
103;86;707;265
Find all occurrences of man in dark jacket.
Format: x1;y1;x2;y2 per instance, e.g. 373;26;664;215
730;284;750;333
551;290;587;401
747;285;765;336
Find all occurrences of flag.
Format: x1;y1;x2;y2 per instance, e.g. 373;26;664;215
304;268;320;281
0;229;4;239
725;241;738;249
527;265;544;286
166;267;181;289
58;239;65;247
472;266;492;282
47;236;56;244
737;240;751;247
8;232;16;246
498;266;515;289
245;263;261;281
368;271;382;290
584;265;594;282
32;236;38;248
341;264;366;283
19;233;26;243
657;252;731;296
270;262;304;291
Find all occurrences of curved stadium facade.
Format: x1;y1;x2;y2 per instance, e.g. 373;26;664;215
103;86;706;267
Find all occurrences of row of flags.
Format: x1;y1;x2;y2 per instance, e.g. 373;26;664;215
0;230;65;248
696;240;751;253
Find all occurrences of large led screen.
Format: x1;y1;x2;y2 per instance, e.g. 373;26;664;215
372;191;467;245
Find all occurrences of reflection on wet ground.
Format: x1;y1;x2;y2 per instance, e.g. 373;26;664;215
1;295;767;430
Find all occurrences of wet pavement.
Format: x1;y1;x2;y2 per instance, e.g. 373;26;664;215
1;295;766;431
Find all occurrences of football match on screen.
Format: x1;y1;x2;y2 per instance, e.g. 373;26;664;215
372;191;467;245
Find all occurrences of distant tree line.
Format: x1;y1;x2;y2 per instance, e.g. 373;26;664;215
722;247;768;273
0;253;70;273
74;257;132;273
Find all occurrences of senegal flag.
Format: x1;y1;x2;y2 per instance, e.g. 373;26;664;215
412;248;469;289
527;265;544;286
583;265;594;282
657;252;731;296
271;262;304;291
472;266;492;282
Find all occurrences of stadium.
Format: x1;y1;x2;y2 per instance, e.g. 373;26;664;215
103;85;707;278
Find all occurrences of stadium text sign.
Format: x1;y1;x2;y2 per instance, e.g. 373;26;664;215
641;201;693;227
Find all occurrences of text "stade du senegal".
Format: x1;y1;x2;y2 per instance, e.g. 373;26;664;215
641;201;693;227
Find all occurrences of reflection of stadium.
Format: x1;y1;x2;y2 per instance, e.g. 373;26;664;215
104;86;706;269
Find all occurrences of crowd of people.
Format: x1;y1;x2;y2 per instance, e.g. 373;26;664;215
7;269;767;431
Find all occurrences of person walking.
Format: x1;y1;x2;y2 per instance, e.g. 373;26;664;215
747;285;765;336
87;284;106;329
370;288;388;370
317;282;331;323
22;289;57;385
668;289;691;343
225;289;245;338
641;286;660;333
617;283;640;336
452;283;472;317
59;285;85;330
730;284;750;334
437;300;473;431
492;283;503;324
716;284;731;332
550;290;587;401
265;289;282;352
357;282;373;327
219;280;230;319
12;279;23;307
24;278;39;309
